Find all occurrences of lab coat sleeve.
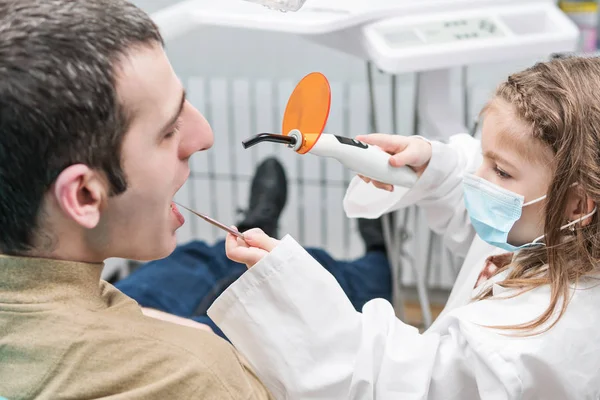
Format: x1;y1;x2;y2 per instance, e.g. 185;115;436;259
343;133;482;257
208;235;522;400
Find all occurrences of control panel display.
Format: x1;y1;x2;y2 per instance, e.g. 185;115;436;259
383;17;506;48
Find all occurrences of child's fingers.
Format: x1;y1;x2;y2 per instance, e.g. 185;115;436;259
242;228;280;252
358;174;371;183
371;181;394;192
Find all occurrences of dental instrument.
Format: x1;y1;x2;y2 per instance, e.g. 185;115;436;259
174;202;246;240
241;72;418;188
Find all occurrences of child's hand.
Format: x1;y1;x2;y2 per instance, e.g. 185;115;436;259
355;134;432;191
225;228;280;268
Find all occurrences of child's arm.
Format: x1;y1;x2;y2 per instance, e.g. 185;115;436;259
210;233;520;400
343;133;481;257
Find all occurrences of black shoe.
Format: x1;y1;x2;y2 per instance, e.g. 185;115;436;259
237;157;287;238
358;216;387;253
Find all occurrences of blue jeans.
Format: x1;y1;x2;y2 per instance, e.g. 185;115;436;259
115;240;391;340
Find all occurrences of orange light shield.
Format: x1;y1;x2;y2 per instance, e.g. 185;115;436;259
282;72;331;154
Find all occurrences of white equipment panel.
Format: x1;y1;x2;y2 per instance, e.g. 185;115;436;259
153;0;579;73
364;3;578;73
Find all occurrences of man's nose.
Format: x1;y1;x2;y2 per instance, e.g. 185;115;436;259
179;102;214;160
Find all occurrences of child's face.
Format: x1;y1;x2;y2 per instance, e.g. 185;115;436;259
476;100;555;246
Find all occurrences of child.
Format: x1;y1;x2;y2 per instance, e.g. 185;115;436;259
208;56;600;399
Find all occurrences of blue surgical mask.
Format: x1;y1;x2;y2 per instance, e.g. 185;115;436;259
462;173;596;252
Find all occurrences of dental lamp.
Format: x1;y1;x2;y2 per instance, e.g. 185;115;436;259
243;0;307;12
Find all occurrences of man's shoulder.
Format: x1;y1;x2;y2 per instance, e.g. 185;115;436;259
106;315;271;399
44;302;267;398
98;282;244;366
0;282;269;399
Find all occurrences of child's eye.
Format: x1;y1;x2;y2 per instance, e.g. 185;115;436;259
494;166;512;179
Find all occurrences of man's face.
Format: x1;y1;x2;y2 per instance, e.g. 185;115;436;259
95;44;213;261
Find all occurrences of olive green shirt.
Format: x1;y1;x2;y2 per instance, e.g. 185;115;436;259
0;254;272;399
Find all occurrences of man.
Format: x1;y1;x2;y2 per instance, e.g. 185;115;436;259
0;1;272;398
114;157;392;339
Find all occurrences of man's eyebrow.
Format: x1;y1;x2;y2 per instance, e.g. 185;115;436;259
159;89;186;133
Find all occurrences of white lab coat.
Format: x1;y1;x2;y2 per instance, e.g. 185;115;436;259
208;134;600;399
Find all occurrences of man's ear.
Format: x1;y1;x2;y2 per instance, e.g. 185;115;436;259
565;186;596;227
53;164;107;229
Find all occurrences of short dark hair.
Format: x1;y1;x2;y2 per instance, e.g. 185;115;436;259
0;0;164;253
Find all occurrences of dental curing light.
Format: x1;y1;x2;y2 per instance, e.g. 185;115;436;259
242;72;418;188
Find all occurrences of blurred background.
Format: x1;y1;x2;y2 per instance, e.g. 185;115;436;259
107;0;598;327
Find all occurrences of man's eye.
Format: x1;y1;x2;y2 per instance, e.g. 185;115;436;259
164;130;176;139
165;120;182;139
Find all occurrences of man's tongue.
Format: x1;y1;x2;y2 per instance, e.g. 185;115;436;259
171;202;185;224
